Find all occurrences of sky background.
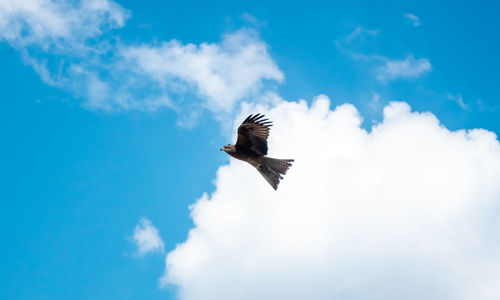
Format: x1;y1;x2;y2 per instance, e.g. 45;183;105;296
1;1;500;299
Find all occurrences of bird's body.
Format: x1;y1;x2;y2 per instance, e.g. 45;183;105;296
221;114;294;190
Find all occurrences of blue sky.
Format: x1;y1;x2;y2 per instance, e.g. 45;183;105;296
1;1;500;299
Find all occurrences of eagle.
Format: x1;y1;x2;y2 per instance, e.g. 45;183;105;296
221;113;294;190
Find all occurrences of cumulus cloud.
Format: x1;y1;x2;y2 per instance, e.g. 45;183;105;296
121;29;284;114
376;55;431;82
161;96;500;299
132;218;165;256
404;13;421;27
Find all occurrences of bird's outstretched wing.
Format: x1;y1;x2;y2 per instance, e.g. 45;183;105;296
236;113;272;156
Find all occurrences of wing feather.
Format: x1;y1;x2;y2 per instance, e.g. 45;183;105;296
235;113;272;156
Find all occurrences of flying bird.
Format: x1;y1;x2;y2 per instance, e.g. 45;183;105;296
221;113;294;190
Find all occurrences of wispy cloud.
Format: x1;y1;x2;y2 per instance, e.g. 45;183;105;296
476;98;498;112
0;0;128;50
161;96;500;299
336;27;431;82
132;218;164;257
376;55;431;82
345;26;379;44
0;0;283;118
0;0;134;109
121;29;284;114
369;92;382;112
335;26;380;61
447;93;468;109
404;13;421;27
240;12;267;28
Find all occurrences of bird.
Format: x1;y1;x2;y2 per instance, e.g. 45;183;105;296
220;113;294;190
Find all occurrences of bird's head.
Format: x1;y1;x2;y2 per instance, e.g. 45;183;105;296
220;144;236;153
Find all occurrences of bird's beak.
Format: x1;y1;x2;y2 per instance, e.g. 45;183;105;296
220;148;223;151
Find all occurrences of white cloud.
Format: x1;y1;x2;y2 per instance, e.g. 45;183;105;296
405;13;421;27
376;55;431;82
121;29;284;114
0;0;128;50
345;26;379;44
447;94;468;109
161;96;500;299
0;1;283;116
0;0;136;109
335;26;381;61
240;13;267;28
336;28;431;83
369;92;381;111
132;218;165;257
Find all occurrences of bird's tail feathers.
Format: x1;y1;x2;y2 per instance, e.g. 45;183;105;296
257;157;294;190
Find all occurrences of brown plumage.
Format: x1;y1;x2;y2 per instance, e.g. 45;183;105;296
221;113;294;190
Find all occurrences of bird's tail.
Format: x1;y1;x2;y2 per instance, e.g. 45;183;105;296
257;157;294;190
